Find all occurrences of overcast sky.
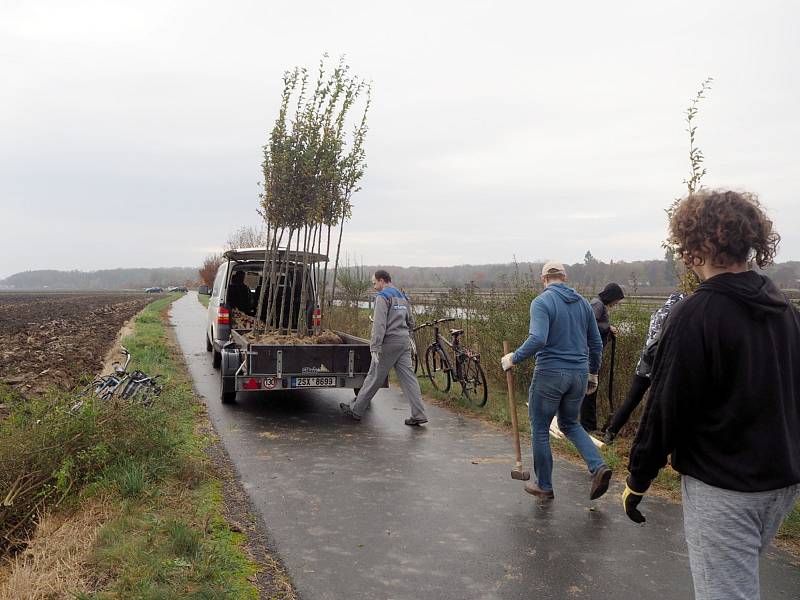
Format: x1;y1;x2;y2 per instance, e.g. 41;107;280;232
2;1;798;279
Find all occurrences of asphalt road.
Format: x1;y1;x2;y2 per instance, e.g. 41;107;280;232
171;293;799;600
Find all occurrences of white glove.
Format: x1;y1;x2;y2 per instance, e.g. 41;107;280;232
501;353;515;371
371;351;380;365
587;373;599;395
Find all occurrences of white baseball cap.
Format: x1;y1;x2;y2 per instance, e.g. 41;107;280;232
541;261;567;277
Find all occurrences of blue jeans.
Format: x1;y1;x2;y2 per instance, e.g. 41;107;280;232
528;369;605;492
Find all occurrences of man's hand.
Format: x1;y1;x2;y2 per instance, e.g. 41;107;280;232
501;353;514;371
371;351;380;365
622;478;647;524
587;373;599;395
610;325;619;336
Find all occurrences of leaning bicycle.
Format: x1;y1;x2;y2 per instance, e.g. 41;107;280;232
414;318;488;407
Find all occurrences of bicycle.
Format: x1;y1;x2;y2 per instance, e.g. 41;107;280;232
414;318;488;407
75;347;163;408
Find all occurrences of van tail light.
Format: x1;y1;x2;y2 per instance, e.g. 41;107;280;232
312;306;321;334
217;306;230;325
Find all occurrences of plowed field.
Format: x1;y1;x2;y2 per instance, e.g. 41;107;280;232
0;293;155;397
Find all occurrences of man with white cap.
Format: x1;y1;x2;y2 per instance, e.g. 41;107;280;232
501;261;610;500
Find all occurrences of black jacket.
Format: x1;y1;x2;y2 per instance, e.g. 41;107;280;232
590;298;611;347
628;271;800;493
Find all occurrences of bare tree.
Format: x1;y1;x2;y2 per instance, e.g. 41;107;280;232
226;225;268;250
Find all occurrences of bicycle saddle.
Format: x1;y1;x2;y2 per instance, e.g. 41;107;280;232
450;329;464;336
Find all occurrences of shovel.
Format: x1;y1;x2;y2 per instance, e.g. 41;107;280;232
503;341;530;481
601;333;617;432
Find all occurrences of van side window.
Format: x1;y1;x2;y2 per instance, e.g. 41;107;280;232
211;265;226;299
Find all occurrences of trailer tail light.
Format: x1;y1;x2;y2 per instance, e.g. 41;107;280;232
217;306;230;325
243;377;260;390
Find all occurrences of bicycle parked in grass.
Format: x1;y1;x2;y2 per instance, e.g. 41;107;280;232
413;318;488;407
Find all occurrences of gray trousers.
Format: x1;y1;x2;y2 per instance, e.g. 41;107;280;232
351;341;427;420
682;475;800;600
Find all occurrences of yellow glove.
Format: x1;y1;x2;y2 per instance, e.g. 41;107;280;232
622;482;646;524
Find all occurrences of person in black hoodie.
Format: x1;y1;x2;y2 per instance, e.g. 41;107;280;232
580;282;624;431
623;190;800;600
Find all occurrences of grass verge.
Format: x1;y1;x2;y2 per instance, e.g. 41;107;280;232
0;294;265;598
198;292;210;308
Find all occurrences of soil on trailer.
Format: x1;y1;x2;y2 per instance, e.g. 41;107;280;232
0;293;154;397
232;309;343;345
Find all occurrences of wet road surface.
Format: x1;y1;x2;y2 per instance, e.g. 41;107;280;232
172;293;800;600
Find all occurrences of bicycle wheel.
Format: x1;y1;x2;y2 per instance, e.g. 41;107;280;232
425;345;451;392
411;338;419;374
460;355;488;407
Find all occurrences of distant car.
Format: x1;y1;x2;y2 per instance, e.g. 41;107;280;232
168;286;188;292
145;287;163;293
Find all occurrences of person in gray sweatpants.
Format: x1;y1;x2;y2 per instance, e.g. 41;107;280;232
624;190;800;600
340;269;428;426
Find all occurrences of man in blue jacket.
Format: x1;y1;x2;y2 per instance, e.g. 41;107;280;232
501;261;610;500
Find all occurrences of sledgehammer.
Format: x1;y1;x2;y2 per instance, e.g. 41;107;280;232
503;341;530;481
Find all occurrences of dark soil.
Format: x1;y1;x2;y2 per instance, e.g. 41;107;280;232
0;293;154;396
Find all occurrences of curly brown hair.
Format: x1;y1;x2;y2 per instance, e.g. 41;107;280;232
669;189;780;269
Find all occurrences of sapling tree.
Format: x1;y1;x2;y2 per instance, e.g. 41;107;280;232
255;55;371;335
664;76;713;293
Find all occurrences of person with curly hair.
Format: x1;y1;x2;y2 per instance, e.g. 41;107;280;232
623;190;800;600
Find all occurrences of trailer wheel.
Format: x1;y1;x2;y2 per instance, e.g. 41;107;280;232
221;375;236;404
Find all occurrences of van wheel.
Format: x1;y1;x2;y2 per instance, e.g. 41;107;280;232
212;349;222;369
206;335;212;352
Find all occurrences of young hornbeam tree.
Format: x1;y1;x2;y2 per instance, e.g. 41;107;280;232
664;76;713;293
255;55;371;335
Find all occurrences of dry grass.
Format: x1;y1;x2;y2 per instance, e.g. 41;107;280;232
0;499;115;600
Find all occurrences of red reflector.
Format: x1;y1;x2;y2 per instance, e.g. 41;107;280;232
243;377;260;390
217;306;230;325
312;307;321;326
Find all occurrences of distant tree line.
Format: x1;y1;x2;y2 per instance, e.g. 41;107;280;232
4;258;799;292
0;267;199;291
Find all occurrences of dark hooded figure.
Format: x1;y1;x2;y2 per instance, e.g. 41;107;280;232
580;282;625;431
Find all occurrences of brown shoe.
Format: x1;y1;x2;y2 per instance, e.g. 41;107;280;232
590;465;612;500
524;482;555;499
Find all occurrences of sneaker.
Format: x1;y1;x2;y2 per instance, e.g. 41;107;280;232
590;465;612;500
339;402;361;422
524;482;555;499
404;417;428;426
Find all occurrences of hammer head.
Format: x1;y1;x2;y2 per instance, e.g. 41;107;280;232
511;469;531;481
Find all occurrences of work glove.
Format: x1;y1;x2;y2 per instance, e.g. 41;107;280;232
371;351;380;365
622;477;647;524
501;353;514;371
587;373;599;395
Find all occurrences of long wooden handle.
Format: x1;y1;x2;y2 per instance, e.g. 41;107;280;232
503;341;523;465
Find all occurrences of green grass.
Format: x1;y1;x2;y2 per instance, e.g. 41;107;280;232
778;502;800;542
0;294;261;598
198;293;210;308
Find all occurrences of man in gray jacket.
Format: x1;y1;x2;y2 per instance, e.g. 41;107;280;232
340;270;429;426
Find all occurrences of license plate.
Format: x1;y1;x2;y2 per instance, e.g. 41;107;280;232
292;376;337;388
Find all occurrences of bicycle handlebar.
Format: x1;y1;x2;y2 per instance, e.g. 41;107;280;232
412;317;456;332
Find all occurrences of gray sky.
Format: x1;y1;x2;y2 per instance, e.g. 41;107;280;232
3;0;799;279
